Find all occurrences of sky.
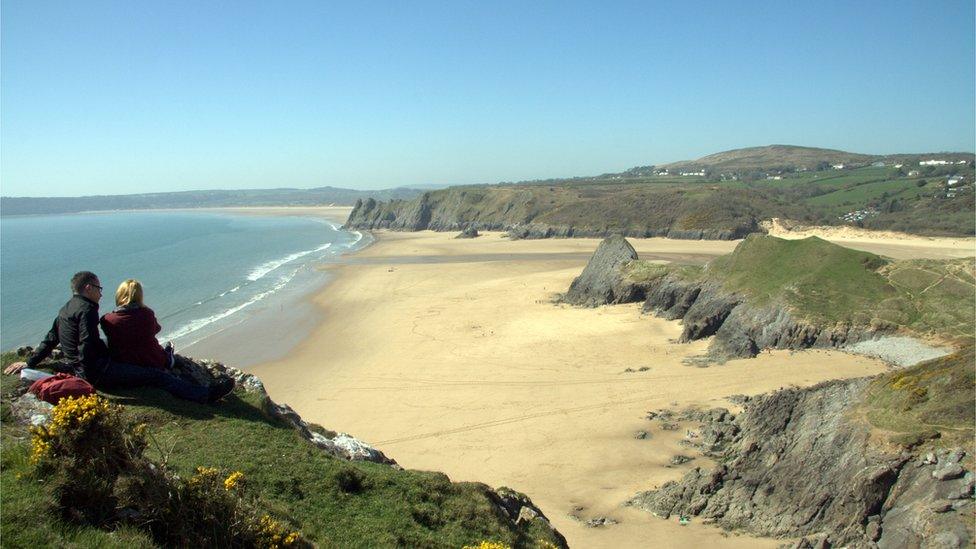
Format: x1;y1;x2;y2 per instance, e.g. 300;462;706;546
2;0;974;197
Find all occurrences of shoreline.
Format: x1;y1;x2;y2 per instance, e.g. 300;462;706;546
247;230;969;548
0;206;355;225
176;213;369;368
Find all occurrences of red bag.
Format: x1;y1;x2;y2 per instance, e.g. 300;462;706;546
29;373;95;404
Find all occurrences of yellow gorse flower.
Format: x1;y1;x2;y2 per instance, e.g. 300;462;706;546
462;542;511;549
224;471;245;491
188;466;220;487
29;394;114;464
255;514;301;548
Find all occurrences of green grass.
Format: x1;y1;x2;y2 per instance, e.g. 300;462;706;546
805;178;924;209
862;344;975;449
648;235;975;338
708;235;894;323
750;167;897;191
622;260;702;285
879;259;976;339
0;353;563;549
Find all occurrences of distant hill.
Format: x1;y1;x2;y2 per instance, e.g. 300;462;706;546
659;144;974;174
661;145;876;173
0;186;425;217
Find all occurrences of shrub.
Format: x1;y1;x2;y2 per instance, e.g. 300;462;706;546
330;466;367;493
27;394;307;548
29;394;146;525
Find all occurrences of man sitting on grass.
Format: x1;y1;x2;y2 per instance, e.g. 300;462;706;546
4;271;234;404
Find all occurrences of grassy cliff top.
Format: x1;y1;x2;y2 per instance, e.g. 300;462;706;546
709;235;893;322
636;235;975;338
863;344;975;449
0;353;563;548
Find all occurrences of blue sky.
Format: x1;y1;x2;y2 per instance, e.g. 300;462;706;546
2;0;974;196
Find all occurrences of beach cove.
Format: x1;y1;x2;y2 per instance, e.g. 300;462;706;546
249;228;974;548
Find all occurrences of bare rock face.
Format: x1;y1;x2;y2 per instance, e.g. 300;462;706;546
628;379;974;547
641;274;882;360
564;234;643;307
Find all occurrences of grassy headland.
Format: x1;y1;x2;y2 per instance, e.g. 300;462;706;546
0;353;564;548
628;235;975;339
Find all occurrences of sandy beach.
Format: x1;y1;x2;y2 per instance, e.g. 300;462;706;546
181;206;354;224
245;229;976;548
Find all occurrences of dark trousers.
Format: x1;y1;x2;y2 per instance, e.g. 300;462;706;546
88;360;208;403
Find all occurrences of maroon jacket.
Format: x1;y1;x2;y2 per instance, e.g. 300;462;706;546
100;305;169;369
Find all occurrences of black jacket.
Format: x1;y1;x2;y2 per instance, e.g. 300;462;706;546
27;295;109;374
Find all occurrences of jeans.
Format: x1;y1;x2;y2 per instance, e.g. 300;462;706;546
88;359;209;403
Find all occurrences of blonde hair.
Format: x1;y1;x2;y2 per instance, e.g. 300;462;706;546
115;279;144;307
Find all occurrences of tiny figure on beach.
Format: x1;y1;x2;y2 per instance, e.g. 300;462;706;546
4;271;234;404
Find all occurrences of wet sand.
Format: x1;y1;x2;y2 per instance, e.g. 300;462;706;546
249;231;911;548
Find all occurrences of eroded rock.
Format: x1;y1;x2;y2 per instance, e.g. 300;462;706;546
628;379;974;547
564;235;643;307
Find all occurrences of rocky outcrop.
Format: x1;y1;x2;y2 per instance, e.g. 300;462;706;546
490;487;569;547
641;275;883;360
629;379;974;547
504;224;752;241
563;235;644;306
455;227;480;239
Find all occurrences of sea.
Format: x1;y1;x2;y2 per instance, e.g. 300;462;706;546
0;210;368;367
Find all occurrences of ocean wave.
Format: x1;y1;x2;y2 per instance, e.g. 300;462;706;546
247;243;332;281
163;271;296;341
219;285;241;297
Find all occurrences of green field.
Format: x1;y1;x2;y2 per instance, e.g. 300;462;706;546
806;178;925;209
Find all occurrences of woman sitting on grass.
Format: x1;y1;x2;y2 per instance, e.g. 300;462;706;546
98;278;234;403
100;279;173;369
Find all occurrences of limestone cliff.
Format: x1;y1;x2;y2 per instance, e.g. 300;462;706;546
344;186;767;240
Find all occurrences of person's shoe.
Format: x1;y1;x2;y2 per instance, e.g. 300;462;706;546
207;378;235;404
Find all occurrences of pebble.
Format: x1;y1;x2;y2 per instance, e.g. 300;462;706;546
845;337;950;367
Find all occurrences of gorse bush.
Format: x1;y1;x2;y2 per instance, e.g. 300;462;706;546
29;394;146;525
27;394;306;548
